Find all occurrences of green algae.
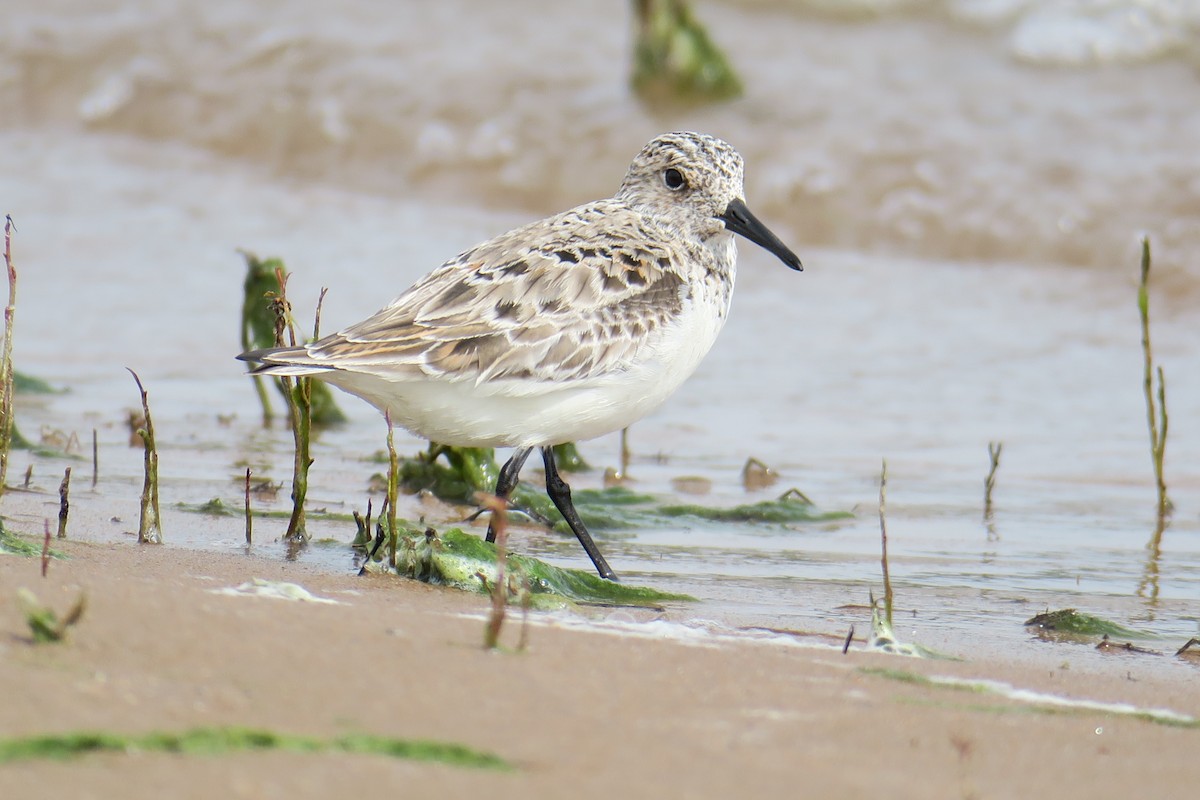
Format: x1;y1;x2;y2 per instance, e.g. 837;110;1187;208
386;526;693;607
399;444;851;532
398;443;498;503
17;588;85;643
12;371;58;394
0;524;41;556
631;0;743;104
0;726;510;770
658;491;853;525
177;500;357;525
550;441;590;471
1024;609;1153;639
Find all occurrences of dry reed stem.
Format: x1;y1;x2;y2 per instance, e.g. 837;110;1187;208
127;368;162;544
477;493;509;650
57;467;71;539
41;519;50;577
983;441;1002;519
0;216;17;499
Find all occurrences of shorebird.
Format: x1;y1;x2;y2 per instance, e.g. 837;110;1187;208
240;131;802;580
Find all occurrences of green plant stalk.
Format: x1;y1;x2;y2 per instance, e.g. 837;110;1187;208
1137;237;1171;518
0;216;17;499
268;266;312;542
128;369;162;544
1155;364;1168;507
879;458;893;629
284;377;312;541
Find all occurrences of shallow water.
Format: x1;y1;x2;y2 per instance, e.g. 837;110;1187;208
1;0;1198;675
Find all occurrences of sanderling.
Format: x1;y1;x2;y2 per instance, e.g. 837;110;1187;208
240;131;802;580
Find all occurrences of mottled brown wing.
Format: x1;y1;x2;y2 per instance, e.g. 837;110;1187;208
306;201;695;385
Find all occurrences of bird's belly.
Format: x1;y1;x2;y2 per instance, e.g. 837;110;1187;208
323;297;728;448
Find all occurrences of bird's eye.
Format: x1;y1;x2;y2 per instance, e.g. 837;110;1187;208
663;168;686;191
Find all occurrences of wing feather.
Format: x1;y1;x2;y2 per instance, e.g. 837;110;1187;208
297;200;698;385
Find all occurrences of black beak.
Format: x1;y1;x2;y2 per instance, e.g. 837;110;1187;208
719;198;803;271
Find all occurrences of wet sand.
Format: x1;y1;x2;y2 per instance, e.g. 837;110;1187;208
2;534;1197;798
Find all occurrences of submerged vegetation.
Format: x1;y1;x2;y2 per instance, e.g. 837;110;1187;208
398;442;848;531
631;0;742;104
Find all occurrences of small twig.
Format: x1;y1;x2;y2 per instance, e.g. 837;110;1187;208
984;441;1002;519
384;411;399;569
91;428;99;488
57;467;71;539
879;458;893;629
842;624;855;655
313;287;329;340
244;467;253;546
478;493;509;650
41;519;51;577
127;368;162;544
352;498;374;549
362;497;390;569
741;456;778;490
0;215;18;500
22;464;31;488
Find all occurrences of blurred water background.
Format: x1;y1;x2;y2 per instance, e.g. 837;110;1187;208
1;0;1197;670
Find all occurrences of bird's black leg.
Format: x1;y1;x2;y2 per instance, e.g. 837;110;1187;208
485;446;533;543
541;446;618;581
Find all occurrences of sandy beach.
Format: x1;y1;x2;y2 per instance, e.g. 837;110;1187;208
2;536;1197;799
